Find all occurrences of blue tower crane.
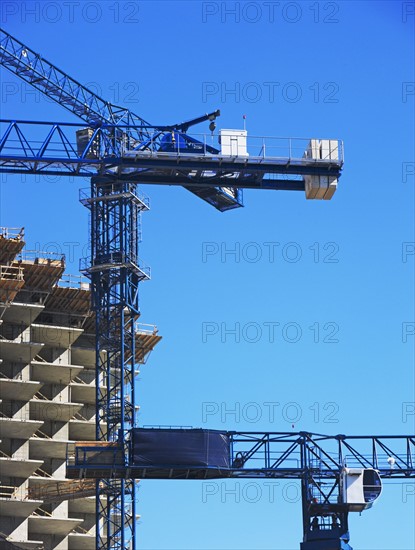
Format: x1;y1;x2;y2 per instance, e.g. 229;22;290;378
1;27;407;550
67;429;415;550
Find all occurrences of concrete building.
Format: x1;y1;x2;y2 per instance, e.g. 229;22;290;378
0;227;161;550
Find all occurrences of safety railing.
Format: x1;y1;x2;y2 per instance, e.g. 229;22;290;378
0;227;24;240
0;264;24;281
0;485;24;500
0;485;15;498
142;424;193;429
80;252;150;279
344;453;412;472
79;183;150;210
58;273;90;290
67;441;125;469
135;323;158;335
122;132;344;164
1;120;344;165
16;249;65;263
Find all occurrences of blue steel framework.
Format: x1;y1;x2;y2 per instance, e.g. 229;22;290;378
0;119;343;194
0;28;242;211
67;431;415;549
80;178;150;550
2;26;410;550
0;27;245;550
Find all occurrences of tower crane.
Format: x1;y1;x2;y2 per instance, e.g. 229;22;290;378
67;429;415;550
0;28;412;550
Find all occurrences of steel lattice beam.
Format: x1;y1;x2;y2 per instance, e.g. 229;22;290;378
0;28;241;209
67;431;415;549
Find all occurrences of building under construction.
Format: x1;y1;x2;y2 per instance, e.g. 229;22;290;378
0;227;161;550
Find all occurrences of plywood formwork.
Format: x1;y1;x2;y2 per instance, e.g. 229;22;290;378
0;264;24;303
0;226;162;550
13;257;65;302
0;227;25;265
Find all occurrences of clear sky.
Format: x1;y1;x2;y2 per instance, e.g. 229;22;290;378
0;1;414;549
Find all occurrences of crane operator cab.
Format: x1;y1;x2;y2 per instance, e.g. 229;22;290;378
159;131;219;155
158;128;249;158
341;467;382;512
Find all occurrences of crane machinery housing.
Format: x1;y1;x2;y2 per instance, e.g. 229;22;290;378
0;27;414;550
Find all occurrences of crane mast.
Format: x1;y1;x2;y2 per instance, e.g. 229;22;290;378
1;27;412;550
81;177;148;550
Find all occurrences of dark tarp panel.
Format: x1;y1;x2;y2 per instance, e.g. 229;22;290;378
131;428;230;469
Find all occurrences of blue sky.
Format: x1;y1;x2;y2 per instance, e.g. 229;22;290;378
0;1;414;548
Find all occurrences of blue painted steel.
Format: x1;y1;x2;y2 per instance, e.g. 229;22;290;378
68;432;415;479
0;29;149;132
0;28;240;210
0;27;353;550
80;177;150;549
67;431;415;549
0;120;344;208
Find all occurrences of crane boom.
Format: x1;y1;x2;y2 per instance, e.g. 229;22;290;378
0;28;150;132
0;28;240;210
0;119;343;199
67;430;415;549
68;430;415;479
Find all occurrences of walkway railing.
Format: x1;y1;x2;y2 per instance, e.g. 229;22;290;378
0;265;24;281
58;274;90;290
0;227;24;240
0;120;344;165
